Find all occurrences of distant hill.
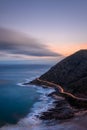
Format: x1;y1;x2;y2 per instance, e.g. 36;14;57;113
39;50;87;97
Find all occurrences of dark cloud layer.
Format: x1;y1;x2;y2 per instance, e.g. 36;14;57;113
0;28;61;57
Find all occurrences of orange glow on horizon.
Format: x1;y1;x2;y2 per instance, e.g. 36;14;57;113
49;43;87;56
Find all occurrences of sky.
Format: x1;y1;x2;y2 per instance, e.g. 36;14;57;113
0;0;87;63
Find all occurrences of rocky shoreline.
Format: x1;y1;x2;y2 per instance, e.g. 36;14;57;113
24;78;87;121
25;50;87;121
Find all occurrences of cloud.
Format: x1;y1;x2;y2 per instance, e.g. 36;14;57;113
0;28;61;58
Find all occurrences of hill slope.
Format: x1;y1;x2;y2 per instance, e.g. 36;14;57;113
39;50;87;97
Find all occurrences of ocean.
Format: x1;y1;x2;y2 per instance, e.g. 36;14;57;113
0;64;85;130
0;64;56;130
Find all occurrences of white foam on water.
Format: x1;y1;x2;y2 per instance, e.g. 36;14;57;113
1;79;87;130
0;124;66;130
0;81;56;130
17;77;35;86
1;82;86;130
17;82;25;87
18;85;55;126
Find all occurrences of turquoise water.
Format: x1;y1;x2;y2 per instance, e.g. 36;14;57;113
0;64;51;126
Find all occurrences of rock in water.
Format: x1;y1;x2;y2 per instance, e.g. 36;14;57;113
39;50;87;97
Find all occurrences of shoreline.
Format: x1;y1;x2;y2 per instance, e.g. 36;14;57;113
29;78;87;106
24;78;87;121
1;80;87;130
0;82;55;129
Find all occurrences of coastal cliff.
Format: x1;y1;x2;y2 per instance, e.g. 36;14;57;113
32;50;87;98
28;50;87;120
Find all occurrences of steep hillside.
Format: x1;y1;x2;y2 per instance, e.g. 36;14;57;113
39;50;87;97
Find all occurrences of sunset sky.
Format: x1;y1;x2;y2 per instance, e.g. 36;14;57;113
0;0;87;63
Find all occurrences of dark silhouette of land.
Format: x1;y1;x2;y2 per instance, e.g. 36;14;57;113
26;50;87;120
39;50;87;97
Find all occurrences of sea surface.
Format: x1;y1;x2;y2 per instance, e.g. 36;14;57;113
0;64;86;130
0;64;56;130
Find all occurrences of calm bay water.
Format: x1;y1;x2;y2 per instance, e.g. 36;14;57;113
0;64;51;126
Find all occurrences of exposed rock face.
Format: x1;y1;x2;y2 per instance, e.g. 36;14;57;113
39;50;87;97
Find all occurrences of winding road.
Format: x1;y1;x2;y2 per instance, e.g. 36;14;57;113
36;78;87;107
